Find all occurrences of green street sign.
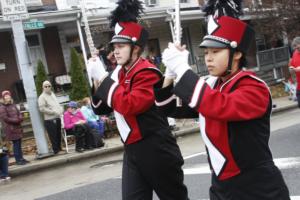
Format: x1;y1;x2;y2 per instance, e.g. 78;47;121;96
23;21;45;30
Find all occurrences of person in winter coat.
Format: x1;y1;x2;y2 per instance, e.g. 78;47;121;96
289;36;300;108
38;81;63;154
0;117;10;182
0;91;29;165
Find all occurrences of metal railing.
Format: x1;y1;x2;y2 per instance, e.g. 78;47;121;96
195;46;291;74
256;46;290;70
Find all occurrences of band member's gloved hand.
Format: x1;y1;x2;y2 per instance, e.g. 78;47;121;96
164;67;177;79
87;56;108;86
162;42;191;82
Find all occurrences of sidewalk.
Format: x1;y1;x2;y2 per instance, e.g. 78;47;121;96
8;96;298;177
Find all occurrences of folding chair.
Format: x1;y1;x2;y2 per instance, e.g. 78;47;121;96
61;118;75;153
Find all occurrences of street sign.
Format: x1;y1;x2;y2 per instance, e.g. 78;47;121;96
23;20;45;30
3;13;29;21
1;0;29;21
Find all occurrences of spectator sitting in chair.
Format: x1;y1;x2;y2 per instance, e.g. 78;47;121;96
80;97;105;138
63;101;94;153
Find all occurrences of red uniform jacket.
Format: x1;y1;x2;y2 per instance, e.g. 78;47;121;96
92;58;169;145
290;50;300;90
155;69;273;181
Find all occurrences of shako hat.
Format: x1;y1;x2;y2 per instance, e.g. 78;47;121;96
109;0;148;48
199;0;255;55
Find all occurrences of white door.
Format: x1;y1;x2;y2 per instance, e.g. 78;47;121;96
25;33;48;75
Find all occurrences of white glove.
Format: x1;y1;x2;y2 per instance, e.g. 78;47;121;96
162;43;191;82
164;67;177;79
87;57;108;86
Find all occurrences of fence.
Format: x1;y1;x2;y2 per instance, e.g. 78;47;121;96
256;46;290;71
195;46;290;75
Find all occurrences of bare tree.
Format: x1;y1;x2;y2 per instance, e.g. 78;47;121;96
251;0;300;42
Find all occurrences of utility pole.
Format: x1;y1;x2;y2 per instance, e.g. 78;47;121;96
1;0;50;158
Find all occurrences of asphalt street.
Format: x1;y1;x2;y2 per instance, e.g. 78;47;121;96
35;110;300;200
1;109;299;200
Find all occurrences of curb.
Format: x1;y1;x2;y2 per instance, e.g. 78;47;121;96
9;145;124;177
9;127;200;177
272;104;298;114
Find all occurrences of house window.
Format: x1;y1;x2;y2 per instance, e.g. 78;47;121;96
66;0;80;7
26;35;40;47
66;35;80;44
146;0;158;7
256;34;266;51
25;0;43;6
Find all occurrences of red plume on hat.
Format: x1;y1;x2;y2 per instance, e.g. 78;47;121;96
109;0;149;47
200;0;255;55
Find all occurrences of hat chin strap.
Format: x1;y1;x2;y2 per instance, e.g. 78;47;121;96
123;43;135;67
221;48;235;77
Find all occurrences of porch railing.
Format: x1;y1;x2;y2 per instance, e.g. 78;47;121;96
195;46;290;75
256;46;290;71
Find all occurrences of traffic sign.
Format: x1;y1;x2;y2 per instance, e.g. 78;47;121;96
23;20;45;30
3;13;29;21
1;0;29;21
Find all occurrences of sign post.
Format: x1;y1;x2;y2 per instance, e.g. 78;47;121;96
1;0;50;158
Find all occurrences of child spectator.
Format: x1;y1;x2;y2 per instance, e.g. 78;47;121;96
80;97;105;137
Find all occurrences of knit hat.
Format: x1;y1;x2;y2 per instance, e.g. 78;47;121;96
1;90;11;98
42;80;52;87
67;101;78;108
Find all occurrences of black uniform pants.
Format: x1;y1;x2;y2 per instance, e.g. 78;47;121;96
66;123;94;150
209;164;290;200
122;132;189;200
44;118;61;153
296;90;300;108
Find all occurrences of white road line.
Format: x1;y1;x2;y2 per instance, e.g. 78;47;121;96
183;163;210;175
198;197;300;200
274;157;300;169
184;152;207;160
183;156;300;175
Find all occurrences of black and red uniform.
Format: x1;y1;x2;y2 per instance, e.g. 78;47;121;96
91;58;189;200
155;69;290;200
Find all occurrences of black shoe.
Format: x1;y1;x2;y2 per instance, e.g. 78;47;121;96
16;161;26;165
21;159;30;163
76;148;85;153
98;142;105;148
84;146;94;151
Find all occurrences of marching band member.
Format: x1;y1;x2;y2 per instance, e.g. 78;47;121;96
155;0;290;199
88;0;189;199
